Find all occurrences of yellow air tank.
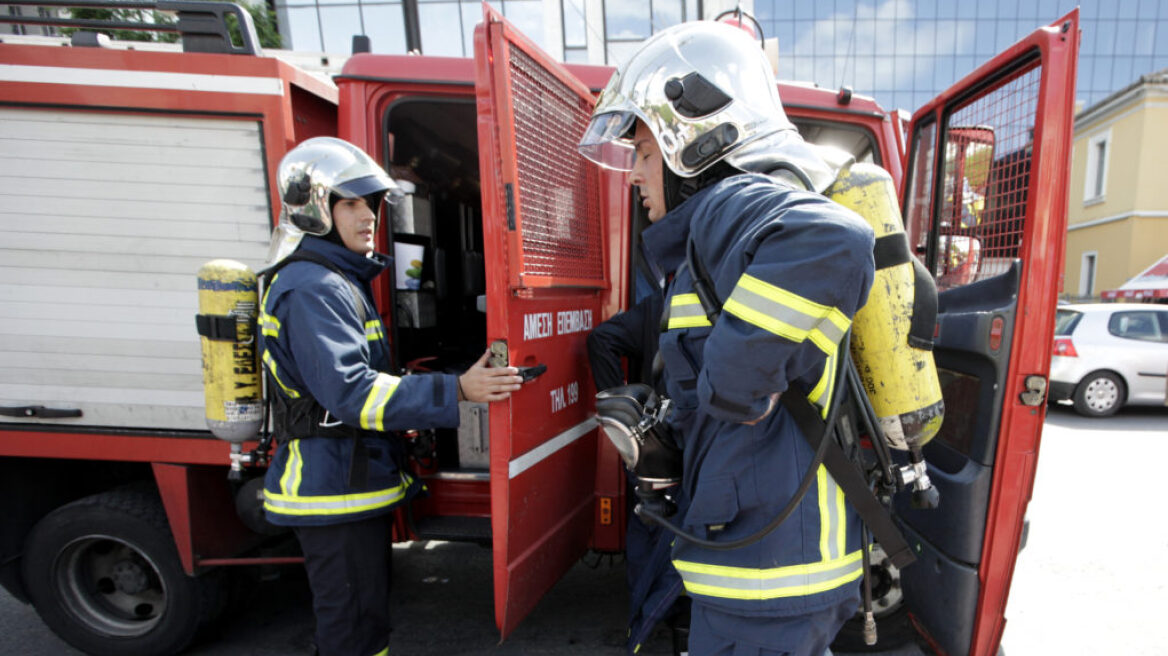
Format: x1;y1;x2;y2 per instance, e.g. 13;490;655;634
196;259;263;443
825;163;944;450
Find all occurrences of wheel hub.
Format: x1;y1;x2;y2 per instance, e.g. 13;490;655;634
1085;378;1118;412
110;560;150;595
54;536;167;637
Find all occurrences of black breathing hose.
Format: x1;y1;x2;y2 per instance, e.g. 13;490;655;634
636;337;853;551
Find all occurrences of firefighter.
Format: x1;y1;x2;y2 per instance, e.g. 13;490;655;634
258;137;522;656
579;22;875;656
587;286;694;654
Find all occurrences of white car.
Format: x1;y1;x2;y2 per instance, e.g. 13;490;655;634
1049;303;1168;416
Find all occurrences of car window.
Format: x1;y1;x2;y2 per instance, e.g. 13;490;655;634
1107;310;1167;343
1054;309;1082;335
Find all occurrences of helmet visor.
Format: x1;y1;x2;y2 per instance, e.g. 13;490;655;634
335;172;400;204
578;111;637;171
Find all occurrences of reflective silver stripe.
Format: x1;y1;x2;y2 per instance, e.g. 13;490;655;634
263;483;408;516
279;438;301;495
365;320;384;341
360;373;400;431
668;293;711;329
725;283;847;348
260;312;280;338
0;64;286;95
508;419;595;479
673;551;863;600
821;468;843;561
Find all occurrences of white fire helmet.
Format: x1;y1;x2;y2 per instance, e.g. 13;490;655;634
578;21;795;179
265;137;400;265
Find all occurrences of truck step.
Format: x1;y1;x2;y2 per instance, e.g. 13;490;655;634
411;516;492;545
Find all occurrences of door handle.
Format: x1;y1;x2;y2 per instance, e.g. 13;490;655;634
0;405;84;419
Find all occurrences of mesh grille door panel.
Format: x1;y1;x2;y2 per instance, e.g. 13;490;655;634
935;62;1042;291
508;48;605;285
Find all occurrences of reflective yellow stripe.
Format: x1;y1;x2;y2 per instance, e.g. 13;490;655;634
807;351;838;419
365;319;384;342
817;465;831;560
370;648;389;656
834;470;847;559
817;466;846;561
260;311;280;338
289;439;304;497
260;274;281;337
279;438;299;495
723;274;850;356
263;478;409;517
360;373;401;431
668;293;712;329
673;550;863;600
262;350;301;399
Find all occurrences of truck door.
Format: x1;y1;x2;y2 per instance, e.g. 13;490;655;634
898;11;1078;656
473;6;612;638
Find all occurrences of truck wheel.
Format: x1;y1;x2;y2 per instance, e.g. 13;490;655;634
831;544;914;652
1072;371;1125;417
21;485;221;656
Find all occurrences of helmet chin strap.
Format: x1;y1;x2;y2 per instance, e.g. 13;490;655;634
662;159;741;212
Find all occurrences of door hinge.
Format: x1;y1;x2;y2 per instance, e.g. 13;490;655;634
504;183;516;231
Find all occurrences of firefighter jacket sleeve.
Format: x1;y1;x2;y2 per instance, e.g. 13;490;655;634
278;272;459;432
696;184;875;425
587;293;663;392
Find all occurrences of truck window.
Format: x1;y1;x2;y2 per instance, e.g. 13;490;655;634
910;64;1042;292
790;118;880;165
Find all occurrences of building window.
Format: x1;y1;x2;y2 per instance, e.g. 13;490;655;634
1083;130;1110;205
1079;251;1097;298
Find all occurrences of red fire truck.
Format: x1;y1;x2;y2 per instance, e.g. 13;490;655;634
0;3;1078;655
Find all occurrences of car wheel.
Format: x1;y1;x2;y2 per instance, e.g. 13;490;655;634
21;484;223;656
1072;371;1125;417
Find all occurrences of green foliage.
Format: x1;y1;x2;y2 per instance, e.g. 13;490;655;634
65;8;178;43
243;2;282;50
65;1;281;50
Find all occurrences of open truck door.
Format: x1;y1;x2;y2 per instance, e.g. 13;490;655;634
473;5;626;639
897;10;1078;656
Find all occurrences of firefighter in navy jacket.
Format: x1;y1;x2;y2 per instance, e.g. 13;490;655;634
579;23;875;656
259;138;522;656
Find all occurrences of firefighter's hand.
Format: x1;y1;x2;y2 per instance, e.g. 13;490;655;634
458;350;523;403
742;392;781;426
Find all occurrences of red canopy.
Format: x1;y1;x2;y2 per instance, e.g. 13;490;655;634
1102;254;1168;300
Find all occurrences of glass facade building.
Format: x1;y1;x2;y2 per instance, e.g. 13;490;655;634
754;0;1168;112
274;0;1168;113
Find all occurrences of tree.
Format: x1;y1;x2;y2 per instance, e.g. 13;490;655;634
66;1;281;49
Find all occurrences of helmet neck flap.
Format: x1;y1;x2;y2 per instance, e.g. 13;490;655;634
662;159;741;213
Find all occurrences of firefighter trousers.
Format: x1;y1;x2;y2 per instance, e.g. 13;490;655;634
688;593;855;656
295;516;393;656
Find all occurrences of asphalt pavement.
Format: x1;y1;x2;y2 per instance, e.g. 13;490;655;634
2;404;1165;655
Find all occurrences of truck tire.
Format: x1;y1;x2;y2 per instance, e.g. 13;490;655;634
831;543;915;652
21;484;222;656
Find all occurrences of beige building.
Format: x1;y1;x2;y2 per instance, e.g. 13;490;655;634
1064;69;1168;302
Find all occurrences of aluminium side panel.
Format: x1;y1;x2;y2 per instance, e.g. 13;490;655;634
0;107;271;431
